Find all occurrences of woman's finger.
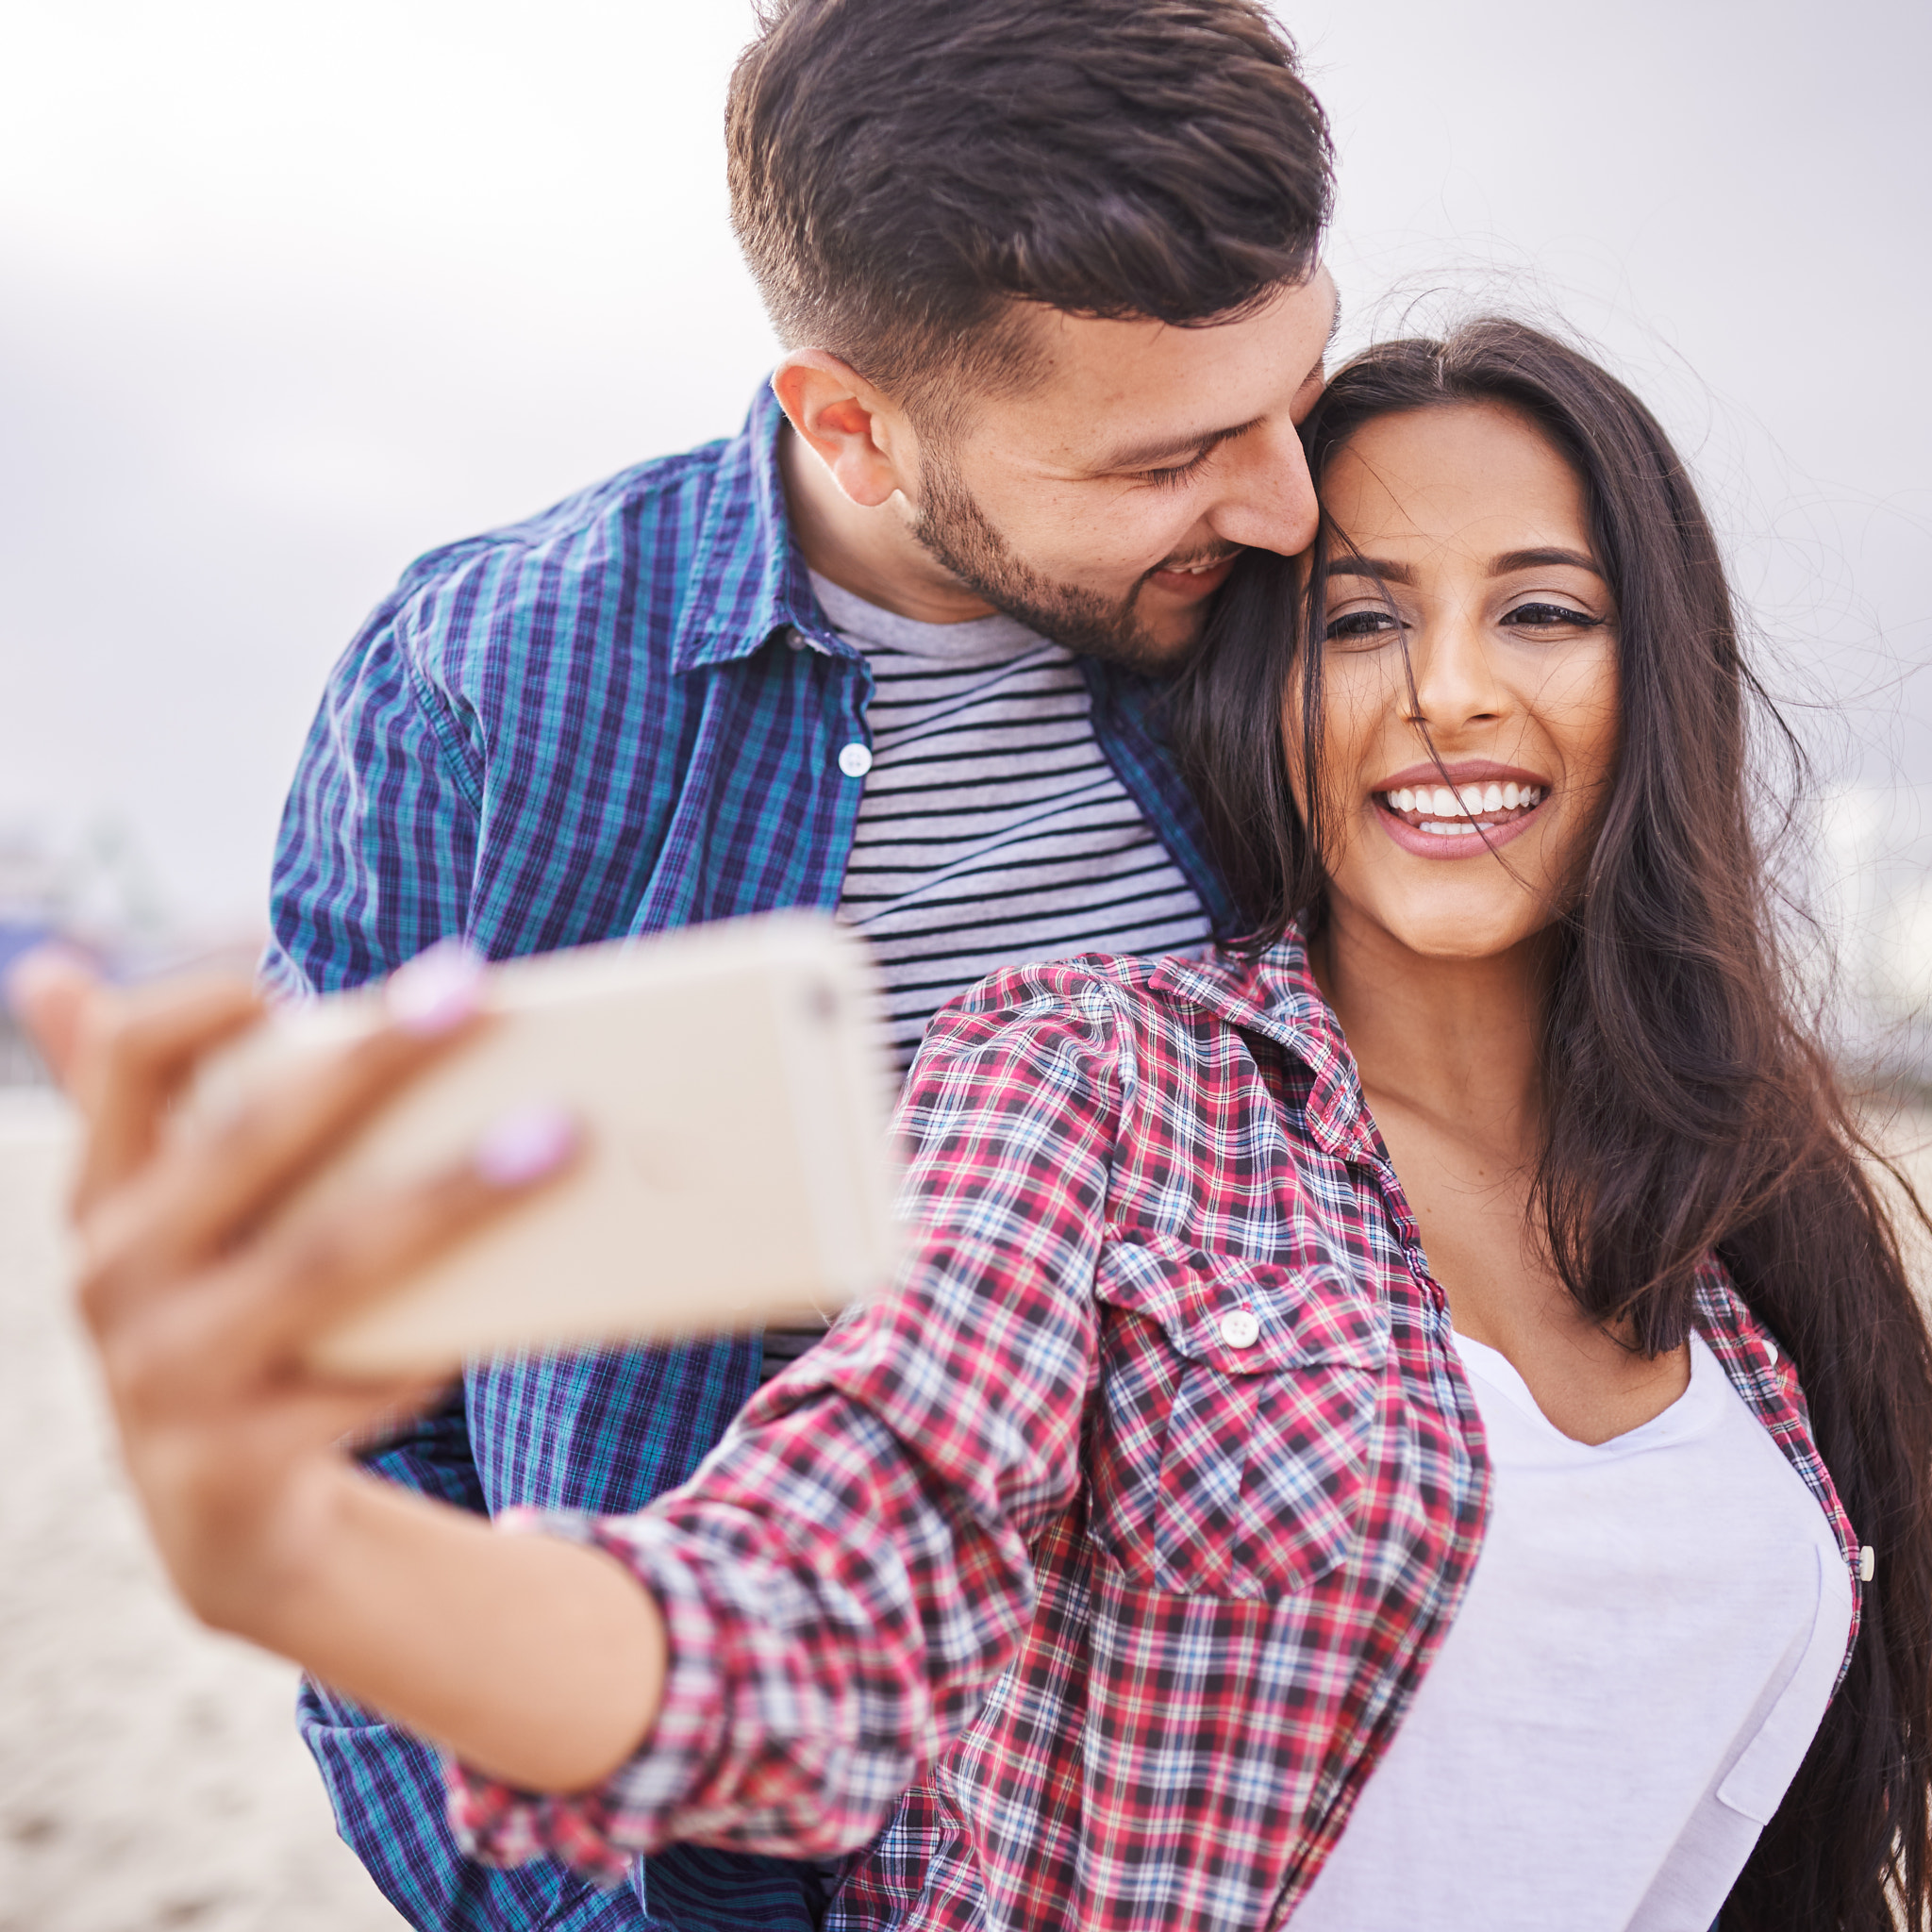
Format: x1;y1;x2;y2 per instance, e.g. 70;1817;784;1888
74;944;494;1328
67;971;269;1213
144;940;494;1262
149;1105;580;1377
4;944;101;1088
8;946;265;1203
89;1008;489;1306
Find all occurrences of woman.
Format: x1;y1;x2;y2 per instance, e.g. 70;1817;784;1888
20;320;1931;1929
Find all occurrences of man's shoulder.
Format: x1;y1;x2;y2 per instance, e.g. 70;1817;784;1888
377;392;786;680
399;441;724;597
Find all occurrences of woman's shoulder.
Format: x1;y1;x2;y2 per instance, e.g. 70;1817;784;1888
950;948;1177;1005
906;945;1310;1110
906;954;1166;1087
919;947;1249;1051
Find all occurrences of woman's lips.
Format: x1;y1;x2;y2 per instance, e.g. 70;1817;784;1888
1146;552;1239;598
1373;780;1549;859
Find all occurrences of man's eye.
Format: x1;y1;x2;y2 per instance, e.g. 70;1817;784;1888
1503;601;1598;629
1139;449;1214;491
1324;609;1401;643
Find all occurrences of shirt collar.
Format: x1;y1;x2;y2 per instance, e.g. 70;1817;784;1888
1149;929;1378;1160
668;385;854;674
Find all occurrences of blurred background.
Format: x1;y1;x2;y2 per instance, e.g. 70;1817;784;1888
1;0;1928;1068
0;2;1927;1926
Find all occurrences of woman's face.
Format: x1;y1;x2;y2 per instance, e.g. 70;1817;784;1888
1297;400;1621;964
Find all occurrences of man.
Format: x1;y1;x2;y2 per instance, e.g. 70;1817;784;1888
267;0;1337;1923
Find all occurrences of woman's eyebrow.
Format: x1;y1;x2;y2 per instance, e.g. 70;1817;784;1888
1491;546;1604;578
1324;548;1605;585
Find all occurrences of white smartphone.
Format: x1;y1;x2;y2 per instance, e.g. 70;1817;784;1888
186;912;900;1376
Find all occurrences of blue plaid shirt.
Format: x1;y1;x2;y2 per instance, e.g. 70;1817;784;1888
266;387;1234;1931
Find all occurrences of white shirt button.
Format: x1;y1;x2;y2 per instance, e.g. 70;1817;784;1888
1219;1308;1260;1349
1764;1338;1778;1365
838;741;873;779
787;630;806;651
1859;1544;1876;1583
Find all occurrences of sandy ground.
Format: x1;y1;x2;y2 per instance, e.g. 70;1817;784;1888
0;1092;406;1932
1;1085;1927;1932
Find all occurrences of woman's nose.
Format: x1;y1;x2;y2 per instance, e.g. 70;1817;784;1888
1407;608;1507;728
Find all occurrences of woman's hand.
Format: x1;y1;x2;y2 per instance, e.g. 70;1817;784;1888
12;944;507;1625
7;947;669;1793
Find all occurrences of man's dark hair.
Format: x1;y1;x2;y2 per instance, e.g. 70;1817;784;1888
726;0;1333;424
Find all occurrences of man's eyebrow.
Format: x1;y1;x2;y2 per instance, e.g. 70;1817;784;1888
1324;557;1414;586
1097;417;1260;474
1096;281;1338;474
1491;546;1604;577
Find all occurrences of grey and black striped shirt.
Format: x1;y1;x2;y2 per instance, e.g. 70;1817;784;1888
760;573;1210;1380
818;571;1211;1070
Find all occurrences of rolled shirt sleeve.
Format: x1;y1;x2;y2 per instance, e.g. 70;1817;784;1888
448;967;1134;1877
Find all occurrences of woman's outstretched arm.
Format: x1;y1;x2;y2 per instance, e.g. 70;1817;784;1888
8;948;1126;1872
8;948;668;1794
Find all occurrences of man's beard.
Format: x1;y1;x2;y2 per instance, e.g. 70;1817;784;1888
909;448;1193;674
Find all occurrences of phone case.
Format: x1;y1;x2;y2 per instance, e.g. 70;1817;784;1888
187;913;899;1374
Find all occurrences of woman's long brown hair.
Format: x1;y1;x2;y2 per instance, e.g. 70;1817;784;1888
1169;318;1932;1929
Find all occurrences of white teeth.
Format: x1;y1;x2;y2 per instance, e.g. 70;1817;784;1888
1382;779;1547;824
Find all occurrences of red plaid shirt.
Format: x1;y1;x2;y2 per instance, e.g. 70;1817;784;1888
456;940;1862;1930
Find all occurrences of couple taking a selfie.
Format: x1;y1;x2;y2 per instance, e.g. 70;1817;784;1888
14;1;1931;1928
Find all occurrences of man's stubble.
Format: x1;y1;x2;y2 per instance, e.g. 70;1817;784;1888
908;446;1189;675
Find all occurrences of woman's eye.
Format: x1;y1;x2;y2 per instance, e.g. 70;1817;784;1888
1502;601;1599;630
1324;608;1402;644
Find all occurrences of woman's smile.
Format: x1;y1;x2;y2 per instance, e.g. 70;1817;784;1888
1372;760;1551;858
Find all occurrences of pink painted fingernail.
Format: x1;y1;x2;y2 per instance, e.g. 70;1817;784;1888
387;939;484;1037
474;1105;577;1186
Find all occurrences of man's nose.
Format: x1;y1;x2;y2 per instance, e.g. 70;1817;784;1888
1207;421;1318;558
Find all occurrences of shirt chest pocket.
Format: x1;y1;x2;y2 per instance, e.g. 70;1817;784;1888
1088;1233;1388;1601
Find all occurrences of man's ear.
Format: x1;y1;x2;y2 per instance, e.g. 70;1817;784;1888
771;353;916;509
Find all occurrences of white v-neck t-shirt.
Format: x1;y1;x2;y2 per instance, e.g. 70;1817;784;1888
1291;1330;1852;1931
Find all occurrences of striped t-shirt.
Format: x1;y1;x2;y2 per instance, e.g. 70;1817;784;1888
758;575;1211;1384
817;571;1212;1069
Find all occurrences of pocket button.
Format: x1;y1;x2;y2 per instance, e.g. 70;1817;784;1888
1219;1307;1260;1349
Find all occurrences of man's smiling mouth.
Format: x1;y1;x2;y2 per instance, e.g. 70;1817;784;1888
1147;548;1241;589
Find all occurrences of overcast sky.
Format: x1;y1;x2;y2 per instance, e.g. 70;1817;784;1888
2;0;1927;927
